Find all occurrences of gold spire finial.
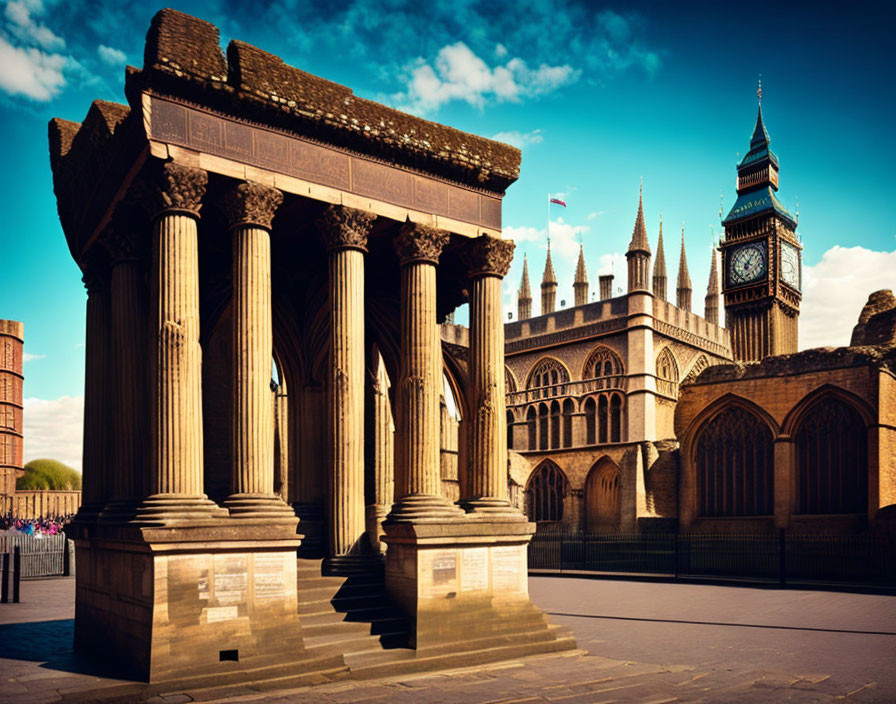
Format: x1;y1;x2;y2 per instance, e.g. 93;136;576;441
757;75;762;105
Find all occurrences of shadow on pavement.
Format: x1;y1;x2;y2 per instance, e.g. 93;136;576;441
0;619;137;680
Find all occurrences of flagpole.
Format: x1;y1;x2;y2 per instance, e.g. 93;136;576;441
546;192;551;247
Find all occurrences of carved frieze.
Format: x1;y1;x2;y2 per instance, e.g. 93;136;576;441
221;181;283;230
316;204;376;252
394;221;449;265
461;235;515;278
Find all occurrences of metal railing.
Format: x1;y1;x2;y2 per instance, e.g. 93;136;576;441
528;531;896;586
0;533;71;578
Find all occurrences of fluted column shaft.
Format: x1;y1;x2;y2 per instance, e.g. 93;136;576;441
461;235;517;513
389;223;463;521
76;267;109;519
317;205;375;554
368;359;394;551
222;181;294;520
101;226;145;519
153;213;204;495
138;163;225;521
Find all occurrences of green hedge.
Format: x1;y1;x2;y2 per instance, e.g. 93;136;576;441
16;459;82;491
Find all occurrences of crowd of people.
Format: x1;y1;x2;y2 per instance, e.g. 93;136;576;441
0;513;73;535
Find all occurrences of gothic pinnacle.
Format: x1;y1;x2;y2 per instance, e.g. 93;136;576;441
627;181;650;254
653;214;667;300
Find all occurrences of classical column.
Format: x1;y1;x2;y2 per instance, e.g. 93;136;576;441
74;254;110;522
137;163;225;522
221;181;295;520
99;216;146;520
316;204;376;556
388;222;464;521
460;234;517;514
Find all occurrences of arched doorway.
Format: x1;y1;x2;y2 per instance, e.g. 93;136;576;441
585;458;621;532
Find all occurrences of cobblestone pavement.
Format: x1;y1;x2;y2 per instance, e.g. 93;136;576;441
1;576;894;703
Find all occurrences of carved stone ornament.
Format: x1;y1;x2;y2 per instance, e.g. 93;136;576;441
222;181;284;231
317;204;376;251
138;161;208;217
461;234;515;278
393;220;449;265
79;249;109;293
100;218;145;265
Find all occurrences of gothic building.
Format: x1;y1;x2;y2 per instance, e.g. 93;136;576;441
449;94;895;536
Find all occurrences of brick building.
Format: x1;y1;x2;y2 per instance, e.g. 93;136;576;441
0;320;24;512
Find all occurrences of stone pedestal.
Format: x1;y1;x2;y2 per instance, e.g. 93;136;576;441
71;524;318;683
382;517;572;654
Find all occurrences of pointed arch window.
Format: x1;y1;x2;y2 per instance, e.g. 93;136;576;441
527;406;537;450
527;358;570;399
796;397;867;515
696;406;773;517
526;461;567;523
538;404;549;450
550;400;561;449
583;346;624;390
562;399;574;448
656;347;680;398
610;394;622;443
585;397;596;445
598;396;609;444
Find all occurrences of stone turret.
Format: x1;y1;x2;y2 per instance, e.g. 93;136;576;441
652;215;666;300
517;254;532;320
704;245;719;325
573;243;589;306
626;182;651;293
676;224;692;312
541;241;557;314
599;274;614;300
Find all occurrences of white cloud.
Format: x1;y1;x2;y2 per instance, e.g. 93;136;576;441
22;352;46;363
494;43;507;58
491;129;543;149
396;41;579;113
0;36;67;100
587;210;605;220
800;245;896;350
5;0;65;51
97;44;126;65
23;395;83;472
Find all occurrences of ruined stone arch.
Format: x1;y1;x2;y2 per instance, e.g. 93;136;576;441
585;457;621;532
525;459;568;523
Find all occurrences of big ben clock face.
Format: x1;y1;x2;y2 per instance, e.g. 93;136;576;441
728;241;768;286
780;240;801;290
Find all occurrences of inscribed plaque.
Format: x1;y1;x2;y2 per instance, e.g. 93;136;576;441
205;605;238;623
492;546;523;592
253;553;287;600
460;547;489;592
213;554;248;606
430;550;457;586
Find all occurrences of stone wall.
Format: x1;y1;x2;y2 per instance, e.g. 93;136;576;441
7;490;81;518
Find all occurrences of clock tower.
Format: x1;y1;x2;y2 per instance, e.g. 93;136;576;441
721;85;801;361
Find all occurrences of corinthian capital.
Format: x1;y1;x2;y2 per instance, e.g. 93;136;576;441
101;204;148;265
138;162;208;218
317;204;376;252
222;181;283;231
461;234;515;278
393;221;449;265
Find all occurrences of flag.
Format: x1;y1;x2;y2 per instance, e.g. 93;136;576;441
549;197;567;207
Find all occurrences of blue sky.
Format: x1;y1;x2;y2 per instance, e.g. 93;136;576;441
1;0;894;468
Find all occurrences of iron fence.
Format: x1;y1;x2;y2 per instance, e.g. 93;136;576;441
528;531;896;586
0;533;71;578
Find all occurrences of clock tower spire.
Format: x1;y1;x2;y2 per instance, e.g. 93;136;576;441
721;84;801;361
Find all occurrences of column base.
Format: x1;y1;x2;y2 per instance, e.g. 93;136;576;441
133;495;229;524
71;502;104;524
223;493;298;523
366;503;390;553
323;552;384;577
382;517;576;654
386;494;465;523
460;497;526;519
